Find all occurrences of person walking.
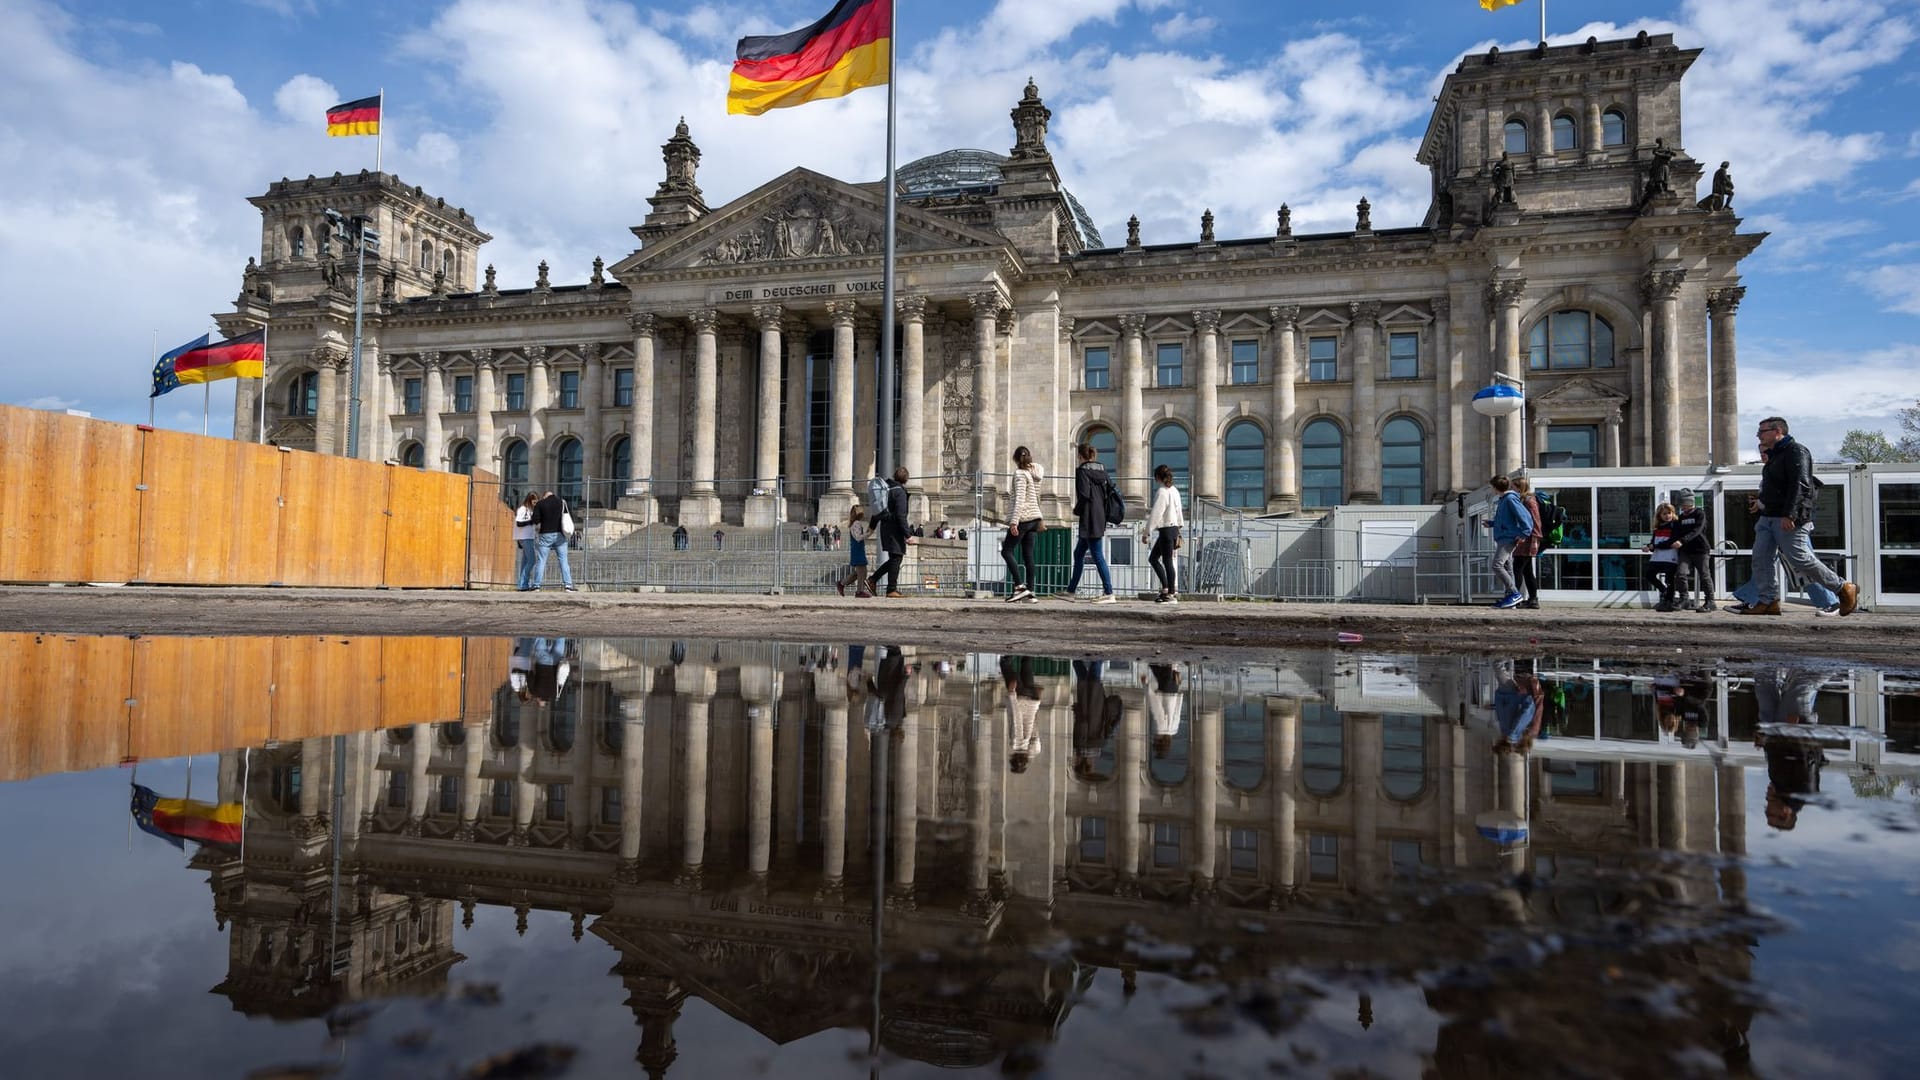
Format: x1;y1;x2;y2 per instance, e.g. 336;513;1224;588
512;492;539;591
1001;446;1045;603
1060;442;1117;603
836;505;873;597
1142;464;1185;602
1734;416;1858;616
530;489;576;592
1645;501;1682;611
1511;475;1543;609
1488;475;1529;609
871;466;911;598
1672;489;1714;611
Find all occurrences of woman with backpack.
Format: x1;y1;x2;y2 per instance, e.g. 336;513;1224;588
1142;464;1185;603
1059;442;1117;603
1001;446;1046;603
836;504;873;598
1511;476;1544;609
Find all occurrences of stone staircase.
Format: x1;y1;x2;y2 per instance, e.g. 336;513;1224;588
571;523;974;594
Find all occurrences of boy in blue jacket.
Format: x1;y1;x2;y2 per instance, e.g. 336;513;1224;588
1489;475;1532;609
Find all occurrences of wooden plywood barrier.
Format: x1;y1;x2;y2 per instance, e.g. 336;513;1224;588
466;469;518;589
138;430;286;585
0;407;141;584
384;465;468;588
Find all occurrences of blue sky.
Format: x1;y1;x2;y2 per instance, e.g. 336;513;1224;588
1;0;1915;457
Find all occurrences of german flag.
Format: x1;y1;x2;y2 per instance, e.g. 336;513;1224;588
131;784;243;849
173;329;266;386
326;93;381;137
728;0;889;116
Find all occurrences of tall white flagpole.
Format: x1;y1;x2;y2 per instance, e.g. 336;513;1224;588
376;87;384;173
1541;0;1548;43
148;330;157;428
876;1;898;479
260;323;269;444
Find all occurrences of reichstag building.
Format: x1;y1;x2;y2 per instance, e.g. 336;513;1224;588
222;31;1760;527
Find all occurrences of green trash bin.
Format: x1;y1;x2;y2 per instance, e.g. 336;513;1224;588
1033;526;1072;595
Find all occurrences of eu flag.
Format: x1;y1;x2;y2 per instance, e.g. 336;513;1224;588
150;333;208;399
130;784;186;849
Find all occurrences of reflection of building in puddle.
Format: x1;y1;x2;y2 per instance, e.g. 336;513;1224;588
168;641;1811;1068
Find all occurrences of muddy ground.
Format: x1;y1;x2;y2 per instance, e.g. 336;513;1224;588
4;585;1916;671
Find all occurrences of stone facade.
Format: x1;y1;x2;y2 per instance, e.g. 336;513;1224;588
228;33;1760;527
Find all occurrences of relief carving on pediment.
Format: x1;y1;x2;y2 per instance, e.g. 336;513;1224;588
702;192;890;265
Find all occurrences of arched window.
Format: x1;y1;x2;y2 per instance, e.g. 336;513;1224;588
548;709;575;753
1504;118;1529;155
437;721;466;746
290;225;306;259
389;726;413;744
1084;426;1118;475
450;441;476;476
419;239;432;269
1382;715;1426;801
607;436;631;506
1300;419;1344;508
1223;700;1265;791
1224;421;1266;509
1552;114;1578;152
492;685;520;748
288;371;319;417
555;437;584;507
1301;703;1343;796
1601;109;1627;147
1380;417;1426;505
1150;423;1190;501
441;247;455;280
1528;310;1615;370
400;442;425;469
502;439;529;503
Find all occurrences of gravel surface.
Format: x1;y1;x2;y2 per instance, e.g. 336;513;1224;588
5;585;1915;671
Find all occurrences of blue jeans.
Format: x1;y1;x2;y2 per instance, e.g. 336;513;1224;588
1750;516;1842;604
1734;563;1839;608
515;538;537;590
1065;534;1113;594
532;531;573;589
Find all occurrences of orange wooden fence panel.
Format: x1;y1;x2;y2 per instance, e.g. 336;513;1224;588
0;633;134;782
383;466;469;588
462;636;511;725
137;430;286;585
377;636;467;727
0;405;142;584
275;452;390;587
127;636;276;762
466;469;517;588
269;635;385;740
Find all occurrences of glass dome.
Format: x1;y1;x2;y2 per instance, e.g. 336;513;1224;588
895;149;1104;249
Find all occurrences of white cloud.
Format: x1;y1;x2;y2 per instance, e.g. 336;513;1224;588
1153;13;1216;44
1739;340;1920;458
23;396;79;411
273;74;338;122
1854;262;1920;315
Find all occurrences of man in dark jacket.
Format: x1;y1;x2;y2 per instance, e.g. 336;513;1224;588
1737;417;1855;615
1061;443;1117;602
530;490;576;592
1671;489;1713;611
871;466;911;598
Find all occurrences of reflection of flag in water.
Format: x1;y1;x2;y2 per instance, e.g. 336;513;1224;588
130;784;243;849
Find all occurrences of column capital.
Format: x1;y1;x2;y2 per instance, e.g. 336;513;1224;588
996;305;1015;335
967;291;1002;319
1487;278;1528;308
471;347;495;369
686;307;721;334
1267;304;1299;330
626;312;657;337
526;344;549;367
1603;412;1623;430
1118;311;1147;337
825;299;859;326
1058;314;1075;341
310;345;347;370
1641;268;1686;303
581;342;603;363
421;351;443;371
1348;300;1381;326
751;303;784;331
1708;285;1746;316
1192;308;1221;332
1431;297;1451;320
895;294;927;323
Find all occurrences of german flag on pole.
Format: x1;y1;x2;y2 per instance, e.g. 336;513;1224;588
173;329;266;386
131;784;243;849
728;0;890;116
326;93;381;136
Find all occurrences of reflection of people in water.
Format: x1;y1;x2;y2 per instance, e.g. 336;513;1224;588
509;638;536;701
1002;655;1042;773
1071;659;1123;780
529;637;571;704
1753;665;1832;830
1142;662;1184;758
1656;673;1712;749
1491;660;1544;753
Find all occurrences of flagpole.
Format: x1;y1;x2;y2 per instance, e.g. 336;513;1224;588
876;0;898;481
376;87;384;173
1541;0;1547;43
260;323;269;444
148;330;157;428
240;746;250;861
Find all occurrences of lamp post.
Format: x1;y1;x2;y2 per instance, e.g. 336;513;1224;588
324;208;380;460
1472;372;1527;473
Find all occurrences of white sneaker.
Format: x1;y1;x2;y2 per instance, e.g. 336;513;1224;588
1023;592;1040;604
1163;594;1179;605
1005;586;1031;602
1053;592;1077;602
1092;594;1117;605
1815;604;1841;617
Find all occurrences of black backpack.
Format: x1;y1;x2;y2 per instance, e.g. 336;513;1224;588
1536;491;1569;549
1103;477;1127;526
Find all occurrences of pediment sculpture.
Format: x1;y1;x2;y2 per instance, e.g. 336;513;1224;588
702;192;884;265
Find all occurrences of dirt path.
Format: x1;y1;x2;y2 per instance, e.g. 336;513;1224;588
5;586;1916;671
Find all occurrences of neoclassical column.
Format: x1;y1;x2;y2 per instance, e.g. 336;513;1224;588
853;311;880;482
313;348;342;456
1717;762;1747;904
365;352;390;461
1119;312;1147;499
1348;712;1381;892
889;697;919;906
1191;705;1221;895
1117;699;1145;894
404;723;432;833
688;308;720;493
1348;301;1381;502
1433;298;1459;493
675;666;715;888
819;685;850;902
969;292;1001;490
1193;309;1222;502
1584;99;1605;164
1268;698;1299;903
526;345;550;488
963;706;994;915
617;692;648;880
626;314;656;499
1491;279;1527;472
1708;286;1744;467
421;352;446;469
582;342;604;480
752;304;783;491
457;722;484;840
472;348;498;473
746;699;775;885
1268;306;1299;510
298;736;325;826
898;295;927;482
828;300;859;507
1646;269;1686;466
1604;412;1624;467
509;741;535;846
1533;414;1552;468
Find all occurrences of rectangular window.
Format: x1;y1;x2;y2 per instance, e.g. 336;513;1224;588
1079;817;1107;863
558;370;580;409
1308;336;1337;382
613;367;634;407
1543;425;1599;469
1309;833;1340;881
490;779;512;818
600;786;622;826
1156;343;1183;387
505;372;526;410
1229;828;1259;877
402;377;423;415
1389;333;1419;379
386;770;407;809
453;374;473;413
1230;340;1259;385
1390;839;1424;874
437;776;459;814
1084;346;1110;390
1152;822;1182;868
544;783;567;823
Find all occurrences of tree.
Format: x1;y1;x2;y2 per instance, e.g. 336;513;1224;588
1837;401;1920;463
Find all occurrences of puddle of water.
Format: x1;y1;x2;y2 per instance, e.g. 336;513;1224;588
0;633;1916;1078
